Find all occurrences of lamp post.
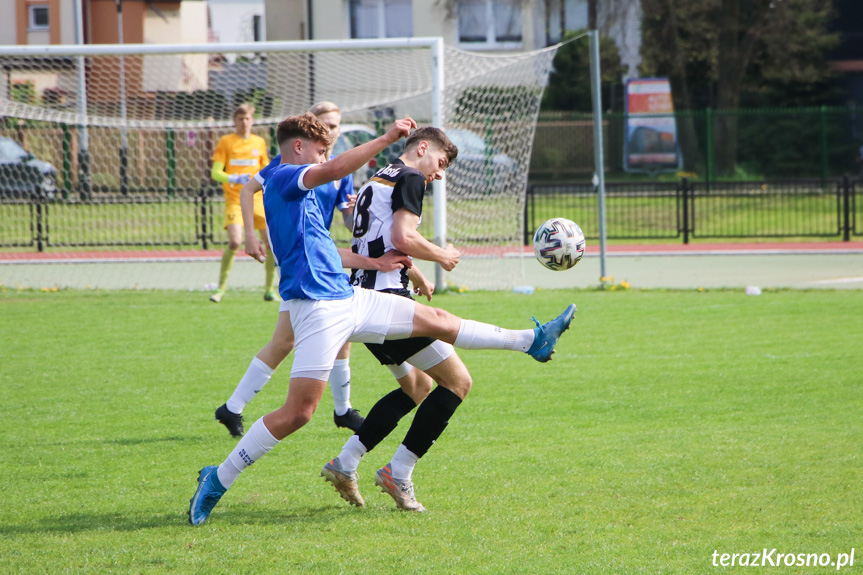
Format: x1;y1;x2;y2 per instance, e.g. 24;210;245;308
117;0;129;195
73;0;91;199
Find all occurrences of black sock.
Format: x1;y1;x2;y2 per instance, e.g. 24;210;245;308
402;386;462;458
356;388;417;452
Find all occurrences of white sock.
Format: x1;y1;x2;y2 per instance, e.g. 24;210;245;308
390;444;419;480
336;434;367;473
453;320;535;352
329;358;352;416
216;417;280;489
226;357;274;414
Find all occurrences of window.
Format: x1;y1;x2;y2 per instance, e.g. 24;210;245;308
349;0;412;39
28;4;50;31
457;0;522;48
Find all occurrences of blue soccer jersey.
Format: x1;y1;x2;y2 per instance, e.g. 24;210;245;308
256;155;352;230
263;163;353;301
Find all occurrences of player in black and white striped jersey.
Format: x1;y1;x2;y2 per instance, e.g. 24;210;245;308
321;127;468;512
348;160;459;290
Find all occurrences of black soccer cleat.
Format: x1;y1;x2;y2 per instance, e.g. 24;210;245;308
214;404;244;437
333;408;365;432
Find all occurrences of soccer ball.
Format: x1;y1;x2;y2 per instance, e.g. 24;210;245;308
533;218;586;271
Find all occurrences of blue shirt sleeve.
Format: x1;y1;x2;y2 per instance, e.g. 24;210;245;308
267;163;314;201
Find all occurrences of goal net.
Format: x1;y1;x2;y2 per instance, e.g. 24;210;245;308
0;39;559;292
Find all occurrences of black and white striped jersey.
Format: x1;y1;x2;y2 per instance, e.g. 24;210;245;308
349;159;426;291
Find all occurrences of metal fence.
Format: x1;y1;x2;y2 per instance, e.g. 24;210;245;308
0;187;219;252
531;106;863;181
2;178;860;252
525;177;860;244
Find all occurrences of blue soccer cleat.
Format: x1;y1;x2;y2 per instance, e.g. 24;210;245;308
188;465;227;526
526;303;577;363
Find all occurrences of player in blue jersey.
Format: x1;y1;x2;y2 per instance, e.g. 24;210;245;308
213;102;365;439
188;113;576;526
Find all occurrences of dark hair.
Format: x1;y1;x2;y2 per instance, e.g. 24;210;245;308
276;112;330;146
404;127;458;165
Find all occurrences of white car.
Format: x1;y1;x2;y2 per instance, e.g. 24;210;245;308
0;137;58;200
444;128;519;194
332;125;381;188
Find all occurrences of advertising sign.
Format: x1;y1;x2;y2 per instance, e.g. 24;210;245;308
624;78;682;172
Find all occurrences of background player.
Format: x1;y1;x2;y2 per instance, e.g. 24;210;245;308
188;113;576;526
209;103;276;303
213;102;363;438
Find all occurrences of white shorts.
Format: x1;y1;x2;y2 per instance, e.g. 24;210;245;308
283;286;416;380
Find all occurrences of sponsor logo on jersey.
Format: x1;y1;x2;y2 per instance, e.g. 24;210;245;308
377;165;402;178
229;159;258;166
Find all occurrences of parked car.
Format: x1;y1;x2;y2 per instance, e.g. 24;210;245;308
332;125;379;188
0;137;58;200
445;128;520;194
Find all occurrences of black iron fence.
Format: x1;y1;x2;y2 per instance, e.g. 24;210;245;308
2;178;860;252
0;186;220;252
525;177;860;244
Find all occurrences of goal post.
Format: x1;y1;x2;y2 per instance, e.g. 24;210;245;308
0;38;560;291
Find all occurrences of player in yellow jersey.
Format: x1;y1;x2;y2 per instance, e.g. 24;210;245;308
209;103;276;303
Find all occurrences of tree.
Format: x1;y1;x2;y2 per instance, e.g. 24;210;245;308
542;30;623;112
640;0;838;175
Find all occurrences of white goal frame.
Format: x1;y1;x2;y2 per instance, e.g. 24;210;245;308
0;38;451;287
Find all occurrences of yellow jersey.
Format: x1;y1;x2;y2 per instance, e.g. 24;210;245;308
212;133;269;203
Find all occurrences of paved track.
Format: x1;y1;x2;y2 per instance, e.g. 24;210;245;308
2;243;862;291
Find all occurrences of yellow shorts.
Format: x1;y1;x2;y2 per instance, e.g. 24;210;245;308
224;197;266;231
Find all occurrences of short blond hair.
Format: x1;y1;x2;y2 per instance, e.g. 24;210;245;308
308;101;340;117
233;103;255;118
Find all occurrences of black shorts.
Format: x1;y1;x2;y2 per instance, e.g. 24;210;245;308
364;288;436;366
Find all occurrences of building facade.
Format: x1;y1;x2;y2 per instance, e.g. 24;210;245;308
265;0;591;52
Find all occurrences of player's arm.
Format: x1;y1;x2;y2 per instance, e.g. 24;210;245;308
391;208;460;271
303;118;416;189
408;265;434;301
340;193;356;231
211;161;250;185
337;248;412;272
241;179;267;262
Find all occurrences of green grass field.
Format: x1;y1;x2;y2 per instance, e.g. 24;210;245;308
1;289;861;574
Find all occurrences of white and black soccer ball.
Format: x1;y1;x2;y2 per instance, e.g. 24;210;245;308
533;217;586;271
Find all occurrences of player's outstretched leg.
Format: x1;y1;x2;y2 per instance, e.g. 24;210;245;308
320;457;365;507
526;304;577;363
188;465;227;526
406;297;576;362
